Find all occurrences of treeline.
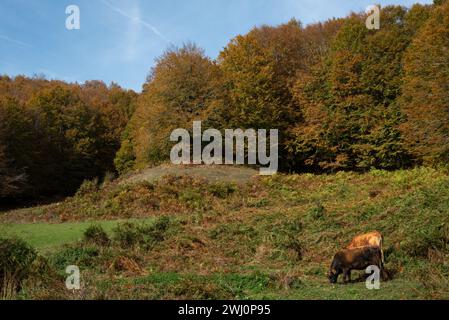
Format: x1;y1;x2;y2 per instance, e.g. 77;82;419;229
1;1;448;202
117;1;449;174
0;76;137;201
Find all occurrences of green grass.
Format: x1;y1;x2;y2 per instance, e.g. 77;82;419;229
95;271;428;300
0;218;154;253
1;166;448;300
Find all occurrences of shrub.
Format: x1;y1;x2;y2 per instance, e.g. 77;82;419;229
208;182;236;198
401;224;449;258
112;222;142;248
152;216;171;233
0;238;37;299
102;171;116;187
20;255;66;300
76;178;99;197
51;246;100;271
113;216;173;249
109;255;145;276
179;190;204;208
83;225;110;246
271;219;304;261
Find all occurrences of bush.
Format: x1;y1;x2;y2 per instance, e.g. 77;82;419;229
51;246;100;271
109;255;145;276
271;219;304;261
102;171;116;187
401;224;449;258
113;216;173;249
20;255;66;300
153;216;171;233
114;131;136;175
76;178;99;197
208;182;236;198
112;222;142;248
179;190;204;208
83;225;110;246
0;238;37;299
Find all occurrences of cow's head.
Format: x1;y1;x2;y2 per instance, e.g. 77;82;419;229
328;268;339;284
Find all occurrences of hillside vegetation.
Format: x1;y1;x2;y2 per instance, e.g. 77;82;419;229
2;2;449;204
1;166;448;299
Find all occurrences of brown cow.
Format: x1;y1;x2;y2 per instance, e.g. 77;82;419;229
328;246;383;284
347;231;384;263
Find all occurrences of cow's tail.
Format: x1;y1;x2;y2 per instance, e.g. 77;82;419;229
380;234;385;266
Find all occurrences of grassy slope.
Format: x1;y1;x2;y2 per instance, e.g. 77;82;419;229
0;218;153;253
1;166;448;300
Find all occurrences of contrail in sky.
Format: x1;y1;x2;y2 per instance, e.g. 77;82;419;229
100;0;171;43
0;34;32;48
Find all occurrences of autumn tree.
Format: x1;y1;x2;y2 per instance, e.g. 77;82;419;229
400;1;449;164
215;20;300;169
0;76;136;201
218;20;303;128
0;96;31;198
119;43;222;170
289;5;431;171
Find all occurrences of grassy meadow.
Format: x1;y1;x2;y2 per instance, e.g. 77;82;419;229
1;166;448;300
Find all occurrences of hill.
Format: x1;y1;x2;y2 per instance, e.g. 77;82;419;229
121;164;259;185
0;166;448;299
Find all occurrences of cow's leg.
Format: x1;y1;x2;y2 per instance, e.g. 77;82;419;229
379;263;388;281
343;269;351;284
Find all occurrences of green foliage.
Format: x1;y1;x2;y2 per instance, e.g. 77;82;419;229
113;216;172;249
83;225;110;246
0;238;37;298
114;127;136;174
51;246;100;271
178;190;204;208
208;182;236;198
308;202;326;220
269;218;304;261
2;168;449;299
400;224;449;258
76;178;100;197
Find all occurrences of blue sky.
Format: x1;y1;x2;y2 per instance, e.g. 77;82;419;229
0;0;433;92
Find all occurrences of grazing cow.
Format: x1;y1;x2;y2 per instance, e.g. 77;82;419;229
328;246;383;284
347;231;384;264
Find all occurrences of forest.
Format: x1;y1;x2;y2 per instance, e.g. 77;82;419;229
1;1;449;203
